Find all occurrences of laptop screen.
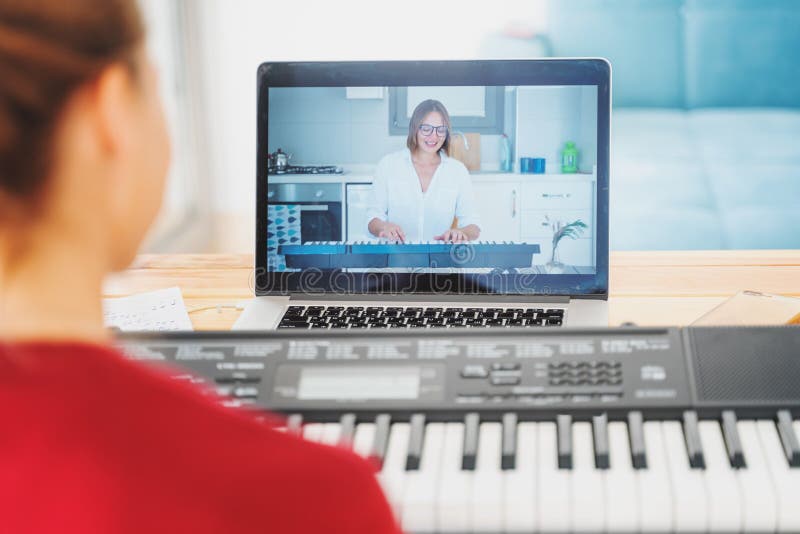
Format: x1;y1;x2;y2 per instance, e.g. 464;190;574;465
256;61;609;297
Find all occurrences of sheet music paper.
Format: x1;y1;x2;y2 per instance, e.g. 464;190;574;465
103;287;193;332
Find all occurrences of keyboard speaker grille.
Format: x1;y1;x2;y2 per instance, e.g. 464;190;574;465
689;326;800;403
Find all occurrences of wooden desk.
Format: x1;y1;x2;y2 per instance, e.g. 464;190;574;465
103;250;800;331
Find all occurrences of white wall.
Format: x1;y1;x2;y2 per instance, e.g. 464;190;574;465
194;0;548;250
515;86;597;173
198;1;547;203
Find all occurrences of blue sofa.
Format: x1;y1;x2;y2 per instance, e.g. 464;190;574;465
547;0;800;250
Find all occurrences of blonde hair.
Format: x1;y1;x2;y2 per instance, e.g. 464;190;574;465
406;99;451;156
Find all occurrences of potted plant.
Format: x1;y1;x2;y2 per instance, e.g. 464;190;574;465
544;217;587;273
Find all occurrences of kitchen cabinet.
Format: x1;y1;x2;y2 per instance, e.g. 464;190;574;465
345;182;373;242
472;174;596;268
471;182;521;243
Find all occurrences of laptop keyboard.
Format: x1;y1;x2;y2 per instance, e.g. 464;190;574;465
278;306;564;329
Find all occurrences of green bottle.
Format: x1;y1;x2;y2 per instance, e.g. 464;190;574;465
561;141;578;173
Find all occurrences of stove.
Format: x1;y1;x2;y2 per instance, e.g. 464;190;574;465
268;165;344;175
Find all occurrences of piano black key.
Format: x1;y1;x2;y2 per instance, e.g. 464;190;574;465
286;414;303;436
592;413;610;469
406;413;426;471
501;413;518;470
721;410;746;468
338;413;356;448
557;414;573;469
628;411;647;469
682;410;706;469
462;412;480;471
371;414;391;469
776;410;800;467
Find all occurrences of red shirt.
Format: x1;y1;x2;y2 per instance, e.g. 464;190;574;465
0;342;401;534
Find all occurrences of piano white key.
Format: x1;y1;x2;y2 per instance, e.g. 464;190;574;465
302;423;324;443
379;423;410;520
504;422;537;532
338;414;356;448
536;421;571;533
637;422;673;532
352;423;376;460
571;421;606;532
471;422;504;532
737;420;778;532
605;422;640;532
757;419;800;532
662;421;708;532
699;420;743;532
286;414;303;436
401;423;444;533
320;423;341;446
436;422;472;533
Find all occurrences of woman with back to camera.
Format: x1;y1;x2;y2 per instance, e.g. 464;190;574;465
0;1;398;532
367;99;481;243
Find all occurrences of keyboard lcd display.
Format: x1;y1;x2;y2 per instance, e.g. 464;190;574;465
297;366;421;400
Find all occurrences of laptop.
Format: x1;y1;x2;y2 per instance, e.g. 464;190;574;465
234;59;610;330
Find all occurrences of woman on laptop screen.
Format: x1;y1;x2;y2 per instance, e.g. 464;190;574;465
367;99;481;243
0;1;397;532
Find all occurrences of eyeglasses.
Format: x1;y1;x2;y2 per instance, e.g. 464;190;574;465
418;124;448;137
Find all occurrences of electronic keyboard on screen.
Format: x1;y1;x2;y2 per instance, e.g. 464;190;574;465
120;326;800;533
277;240;541;268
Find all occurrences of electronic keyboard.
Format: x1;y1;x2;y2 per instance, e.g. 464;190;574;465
119;326;800;533
277;240;541;269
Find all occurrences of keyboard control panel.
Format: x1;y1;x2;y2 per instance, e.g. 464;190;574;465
120;328;690;417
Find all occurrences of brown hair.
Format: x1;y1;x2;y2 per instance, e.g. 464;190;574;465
406;99;452;156
0;0;144;213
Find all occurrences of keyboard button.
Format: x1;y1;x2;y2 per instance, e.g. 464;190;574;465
460;364;489;379
491;362;520;371
278;319;309;329
490;375;520;386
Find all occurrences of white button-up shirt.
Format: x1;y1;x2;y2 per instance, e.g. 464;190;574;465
366;149;481;241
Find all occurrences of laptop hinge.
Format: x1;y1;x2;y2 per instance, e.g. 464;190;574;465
288;293;570;304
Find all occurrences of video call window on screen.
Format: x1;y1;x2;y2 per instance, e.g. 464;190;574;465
266;85;598;276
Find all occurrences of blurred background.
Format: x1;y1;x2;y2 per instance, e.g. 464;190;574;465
141;0;800;254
